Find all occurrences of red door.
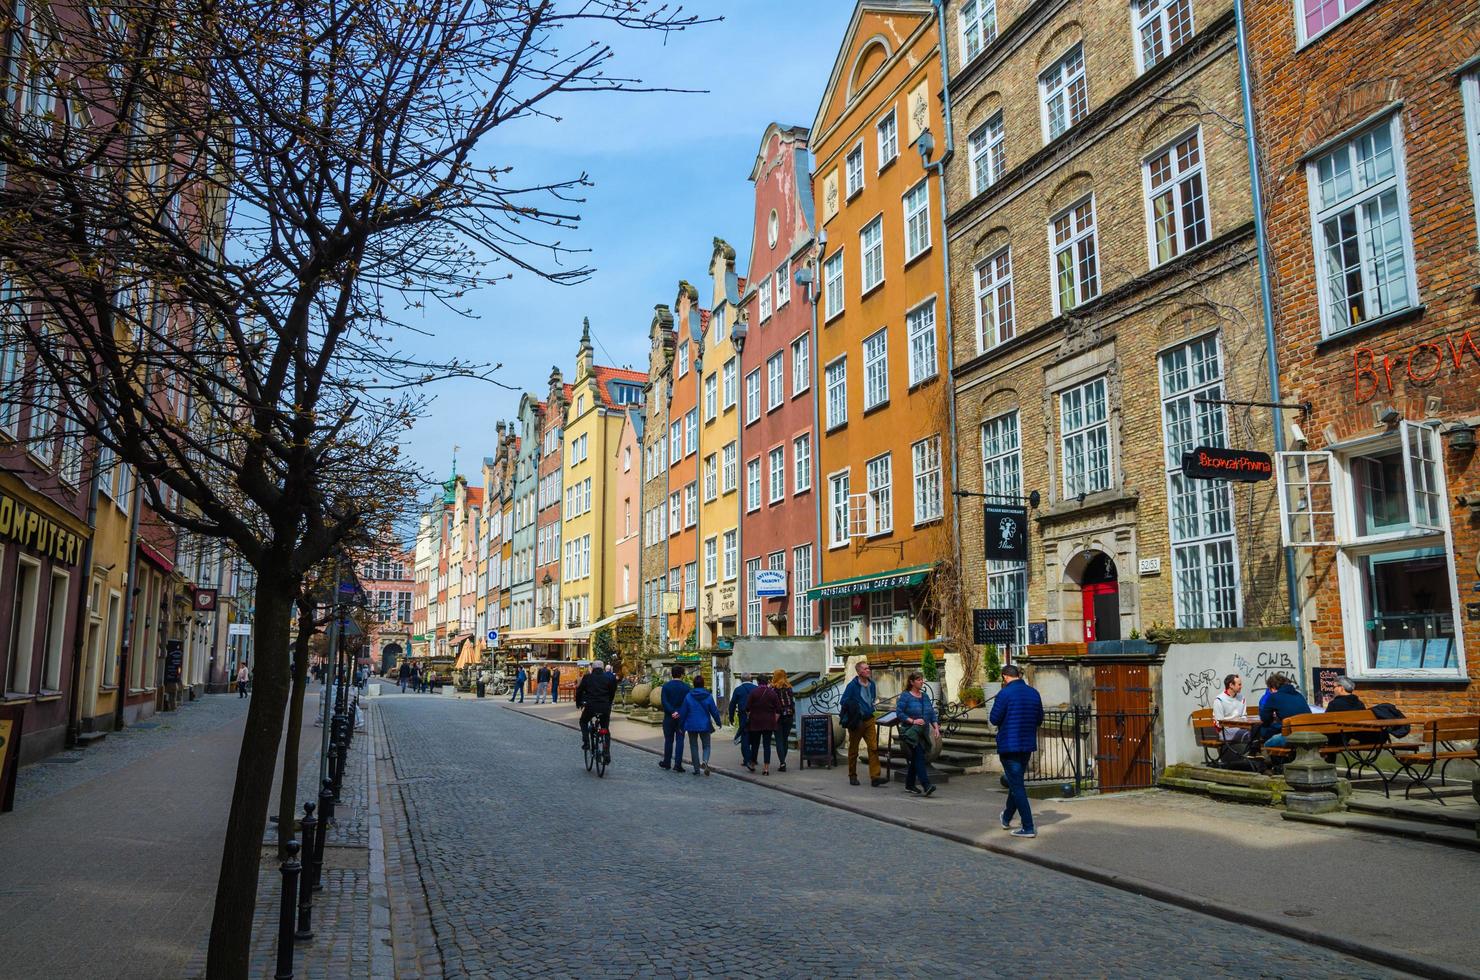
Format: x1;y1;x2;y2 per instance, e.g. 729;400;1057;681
1082;581;1119;642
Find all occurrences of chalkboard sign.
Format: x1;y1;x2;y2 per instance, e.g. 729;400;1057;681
164;640;184;684
799;713;834;768
1311;666;1342;709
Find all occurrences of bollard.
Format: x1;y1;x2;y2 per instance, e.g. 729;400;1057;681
326;733;340;793
333;735;349;803
296;802;317;938
329;734;344;803
275;840;301;980
314;780;334;892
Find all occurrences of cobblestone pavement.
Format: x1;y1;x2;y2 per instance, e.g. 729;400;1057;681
377;696;1397;979
14;692;246;806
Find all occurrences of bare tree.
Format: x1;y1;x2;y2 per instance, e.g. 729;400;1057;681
0;0;709;972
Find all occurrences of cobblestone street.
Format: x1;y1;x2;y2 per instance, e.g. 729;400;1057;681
375;694;1396;979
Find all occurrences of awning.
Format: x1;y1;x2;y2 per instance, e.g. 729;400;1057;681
501;625;561;644
453;646;483;670
805;564;933;602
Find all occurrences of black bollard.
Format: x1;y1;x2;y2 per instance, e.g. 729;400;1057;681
275;840;301;980
326;734;340;794
334;735;349;802
314;779;334;892
296;802;316;938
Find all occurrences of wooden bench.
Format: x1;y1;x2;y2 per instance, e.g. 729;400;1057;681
1273;710;1421;793
1392;715;1480;802
1190;707;1257;767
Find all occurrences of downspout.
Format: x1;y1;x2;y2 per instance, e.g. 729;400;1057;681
65;450;104;746
1235;0;1305;670
807;240;826;653
112;471;143;731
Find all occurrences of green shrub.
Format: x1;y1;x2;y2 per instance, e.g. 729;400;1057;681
983;644;1002;683
962;685;986;707
921;646;937;682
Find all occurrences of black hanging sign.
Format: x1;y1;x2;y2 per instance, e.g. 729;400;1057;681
973;608;1017;645
1181;446;1273;483
799;713;834;768
982;503;1028;562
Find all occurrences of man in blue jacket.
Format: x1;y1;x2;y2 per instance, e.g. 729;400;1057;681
990;664;1044;839
729;674;757;767
1257;674;1311;748
659;666;692;773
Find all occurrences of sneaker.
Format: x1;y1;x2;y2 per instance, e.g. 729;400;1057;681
1010;828;1037;839
1000;810;1013;830
923;785;937;798
658;761;671;770
849;775;861;786
871;777;889;787
703;763;711;776
778;763;786;772
904;785;922;796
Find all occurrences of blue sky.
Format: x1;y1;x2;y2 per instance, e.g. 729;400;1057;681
400;0;854;486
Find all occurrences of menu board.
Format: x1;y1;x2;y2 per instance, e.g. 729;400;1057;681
1310;666;1342;708
799;714;834;768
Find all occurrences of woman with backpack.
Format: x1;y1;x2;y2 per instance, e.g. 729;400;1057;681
771;669;796;772
743;674;782;775
678;674;723;776
896;670;939;797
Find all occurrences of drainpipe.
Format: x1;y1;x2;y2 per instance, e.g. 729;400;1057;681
1235;0;1304;672
112;469;143;731
807;239;826;658
65;446;104;746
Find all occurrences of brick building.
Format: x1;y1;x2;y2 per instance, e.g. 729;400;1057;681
942;0;1287;670
639;306;675;650
664;284;704;649
1251;0;1480;711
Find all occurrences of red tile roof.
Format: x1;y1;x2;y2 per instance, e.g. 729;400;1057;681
593;365;648;409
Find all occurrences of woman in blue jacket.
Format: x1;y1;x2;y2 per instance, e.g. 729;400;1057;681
679;674;724;776
895;671;940;797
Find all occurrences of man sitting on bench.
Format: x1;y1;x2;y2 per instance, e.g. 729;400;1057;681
1212;673;1251;747
1257;673;1312;750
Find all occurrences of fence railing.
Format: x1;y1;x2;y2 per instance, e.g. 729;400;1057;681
1027;706;1092;789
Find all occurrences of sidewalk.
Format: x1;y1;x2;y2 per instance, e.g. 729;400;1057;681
506;699;1480;979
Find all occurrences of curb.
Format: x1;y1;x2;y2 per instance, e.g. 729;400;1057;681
505;703;1467;980
364;702;394;980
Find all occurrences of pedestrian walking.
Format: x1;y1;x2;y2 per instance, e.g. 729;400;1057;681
744;674;781;775
398;661;410;693
728;674;756;766
840;661;886;787
535;664;552;704
410;664;421;693
659;666;692;773
236;662;250;698
679;674;723;776
990;664;1044;838
896;670;939;797
510;664;527;703
551;666;562;703
771;669;796;772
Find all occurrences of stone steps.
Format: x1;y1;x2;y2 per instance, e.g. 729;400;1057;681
1345;793;1478;829
1282;810;1480;852
1159;763;1289;806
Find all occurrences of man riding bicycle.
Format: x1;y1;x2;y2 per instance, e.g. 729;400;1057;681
575;661;618;752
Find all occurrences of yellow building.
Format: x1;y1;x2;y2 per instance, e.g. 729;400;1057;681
695;241;744;646
559;320;646;655
74;455;135;732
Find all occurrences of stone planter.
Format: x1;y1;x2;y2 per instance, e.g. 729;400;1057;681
1282;732;1342;814
629;683;652;708
648;686;664;709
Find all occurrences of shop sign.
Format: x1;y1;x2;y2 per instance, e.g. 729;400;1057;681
163;640;184;684
806;567;929;602
1181;447;1272;482
754;569;787;598
982;503;1028;562
0;491;83;565
193;589;218;612
1353;330;1480;402
972;609;1016;645
228;622;252;637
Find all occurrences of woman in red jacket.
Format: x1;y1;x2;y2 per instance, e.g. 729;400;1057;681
743;674;782;775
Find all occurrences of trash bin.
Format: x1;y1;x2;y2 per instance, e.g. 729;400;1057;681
475;679;486;698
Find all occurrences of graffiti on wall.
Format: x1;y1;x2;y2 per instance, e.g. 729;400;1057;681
1161;642;1302;767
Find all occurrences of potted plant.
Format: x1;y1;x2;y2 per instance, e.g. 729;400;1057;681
921;646;941;701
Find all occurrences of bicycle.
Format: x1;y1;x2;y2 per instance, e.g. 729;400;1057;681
582;714;611;777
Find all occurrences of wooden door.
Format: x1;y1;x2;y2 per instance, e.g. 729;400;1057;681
1081;582;1120;642
1093;663;1155;791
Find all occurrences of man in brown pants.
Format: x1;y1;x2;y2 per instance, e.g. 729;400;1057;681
841;660;887;787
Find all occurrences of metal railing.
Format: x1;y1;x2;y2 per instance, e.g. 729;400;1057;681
1026;706;1092;789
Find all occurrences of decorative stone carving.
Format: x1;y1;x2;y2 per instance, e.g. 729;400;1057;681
1281;731;1342;814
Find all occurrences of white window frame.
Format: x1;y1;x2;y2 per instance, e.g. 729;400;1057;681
766;351;784;411
823;250;845;321
825;356;847;430
1059;377;1111;498
703;453;717;502
974;248;1014;353
911;435;942;525
703;372;718;422
745;369;761;425
776;262;791;308
877;109;899;168
1143;128;1209;267
828;470;851;548
860;215;885;294
746;458;762;513
1134;0;1195;73
758;275;773;322
677;342;689;378
906;299;937;387
1039;43;1088;142
1306;113;1417;339
968;111;1005;197
903;180;931;260
1049;195;1099;314
722;441;738;494
1466;73;1480;240
863;328;889;410
791;334;810;397
745;556;763;635
684;483;697;528
768;446;786;504
793;544;814;636
793;433;812;494
866;452;893;536
685;409;698;455
722;357;737;410
845;141;865;199
723;529;738;582
1295;0;1375;47
959;0;997;64
703;536;718;587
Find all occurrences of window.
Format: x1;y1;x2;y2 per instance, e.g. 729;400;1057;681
903;180;931;260
769;446;786;503
959;0;997;62
704;453;717;502
1040;44;1088;141
714;306;727;344
823;251;845;319
745;369;761;424
703;373;718;422
723;529;738;581
866;453;893;535
791;334;810;397
1051;197;1099;312
793;545;814;635
684;483;697;528
677;342;690;378
968;112;1006;196
684;562;698;609
722;358;737;410
1145;129;1208;266
1276;424;1458;676
776;263;791;308
758;275;773;321
829;596;858;663
704;536;718;586
1466;72;1480;234
912;436;942;524
974;249;1015;353
1309;116;1414;337
907;301;937;386
59;406;84;486
863;329;889;410
670;421;682;462
794;434;812;494
747;458;762;512
825;357;847;429
877;110;898;167
0;278;24;433
1060;377;1111;497
623;446;632;472
1136;0;1194;70
669;491;681;535
7;557;39;693
685;409;698;455
829;471;851;547
746;557;763;635
869;591;895;645
860;216;884;292
845;142;864;198
758;353;782;413
1161;335;1238;629
1298;0;1374;44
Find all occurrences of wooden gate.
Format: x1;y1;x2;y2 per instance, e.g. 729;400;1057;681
1092;664;1156;791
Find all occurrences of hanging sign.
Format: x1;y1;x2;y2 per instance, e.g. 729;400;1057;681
1180;447;1272;482
193;589;218;612
753;569;787;598
973;608;1017;645
982;503;1028;562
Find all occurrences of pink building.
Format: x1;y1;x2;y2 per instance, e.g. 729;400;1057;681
612;407;643;618
738;124;820;639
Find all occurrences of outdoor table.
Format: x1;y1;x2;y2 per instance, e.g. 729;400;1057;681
1327;717;1430;797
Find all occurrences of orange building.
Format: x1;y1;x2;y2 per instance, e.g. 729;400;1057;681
664;283;705;649
809;1;953;669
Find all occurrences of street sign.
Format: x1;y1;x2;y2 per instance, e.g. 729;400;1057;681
982;503;1028;562
487;629;499;646
1181;446;1273;482
228;622;252;637
973;608;1017;645
753;568;787;598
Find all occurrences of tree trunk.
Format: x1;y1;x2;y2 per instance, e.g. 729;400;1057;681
206;578;295;979
276;595;315;860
